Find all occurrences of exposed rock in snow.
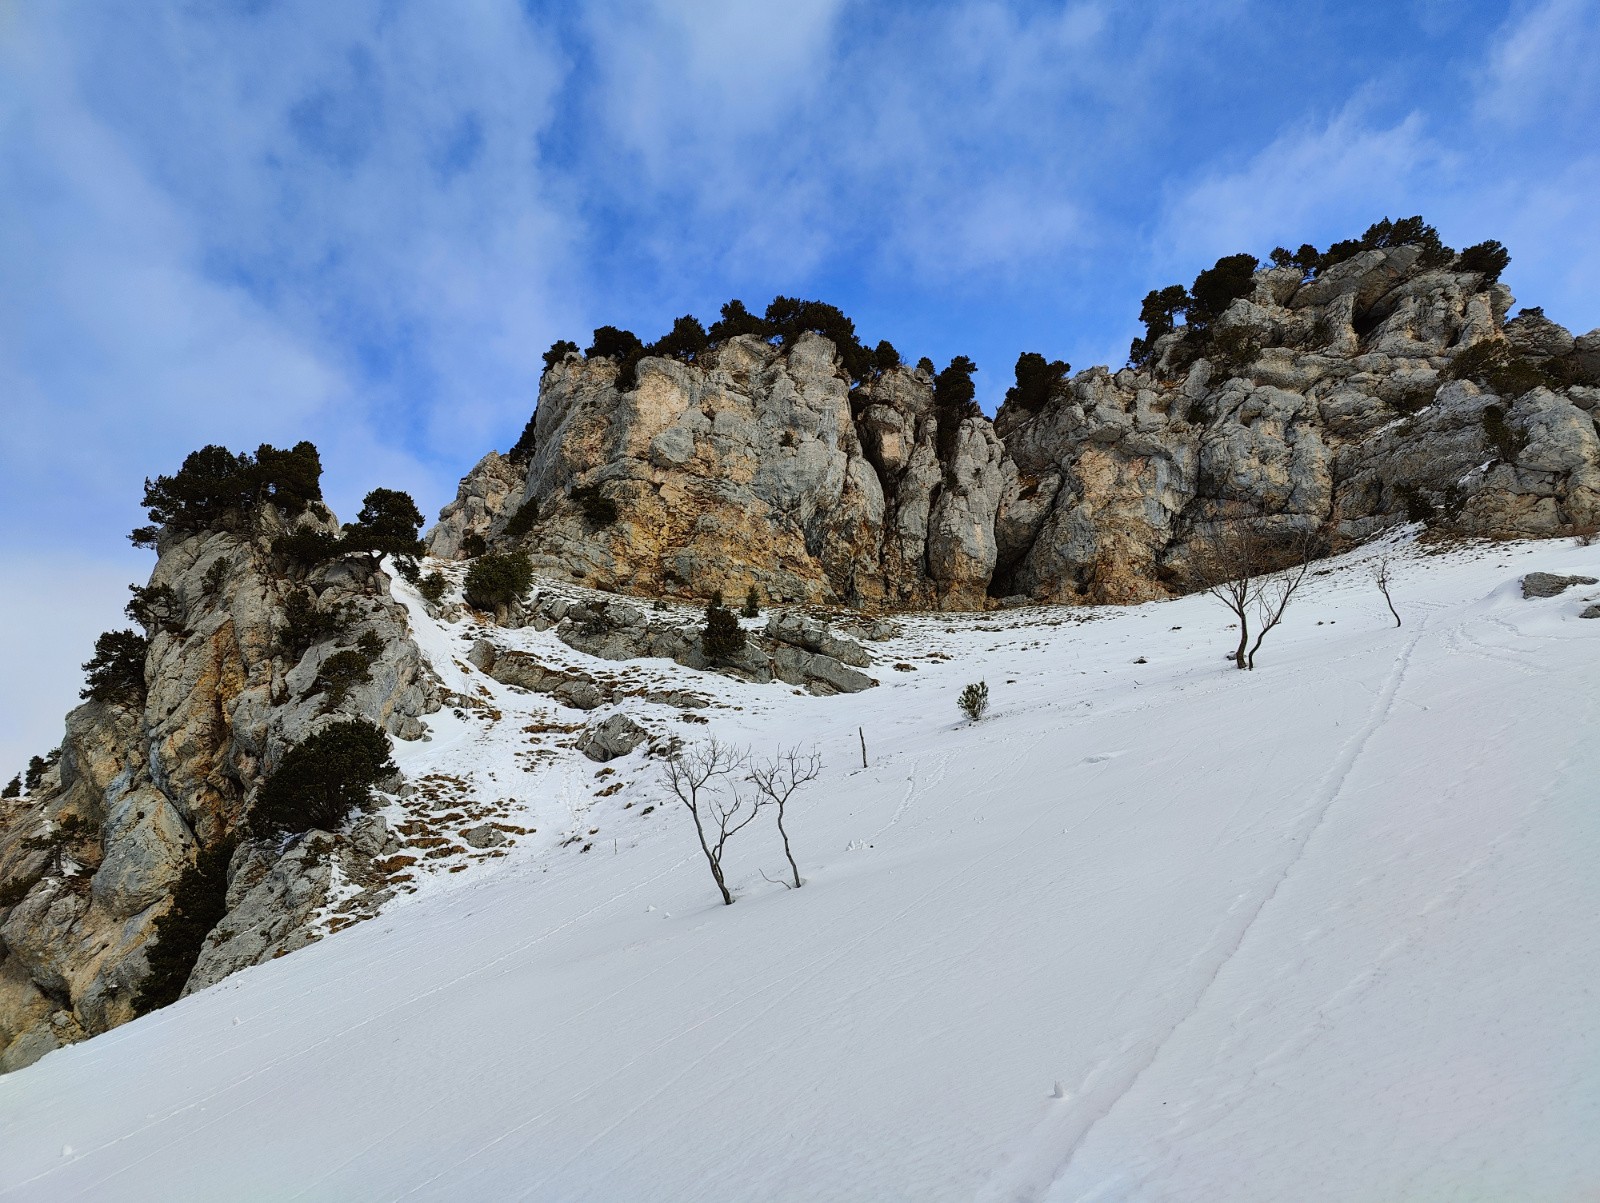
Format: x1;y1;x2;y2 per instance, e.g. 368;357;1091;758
578;714;647;762
1521;571;1598;598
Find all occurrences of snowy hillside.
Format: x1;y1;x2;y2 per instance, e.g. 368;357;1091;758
2;535;1598;1202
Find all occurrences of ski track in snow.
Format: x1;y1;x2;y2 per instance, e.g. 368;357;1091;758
5;537;1599;1202
975;618;1429;1203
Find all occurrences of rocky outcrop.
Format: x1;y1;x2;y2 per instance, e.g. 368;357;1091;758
1521;572;1598;599
430;333;1009;610
435;257;1600;608
0;506;442;1071
470;590;877;697
578;715;648;763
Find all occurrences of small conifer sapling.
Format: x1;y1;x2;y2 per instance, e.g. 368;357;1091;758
958;681;990;722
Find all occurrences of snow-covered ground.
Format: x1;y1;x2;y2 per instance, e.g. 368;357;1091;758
3;535;1599;1202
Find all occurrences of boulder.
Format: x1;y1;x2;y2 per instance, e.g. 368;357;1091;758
1522;572;1599;598
578;715;648;763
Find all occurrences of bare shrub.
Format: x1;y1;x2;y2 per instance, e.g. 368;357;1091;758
1373;556;1401;627
662;738;761;906
747;747;822;888
1190;522;1320;670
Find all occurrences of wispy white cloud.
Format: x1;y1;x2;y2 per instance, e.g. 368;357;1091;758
1155;102;1447;269
1476;0;1600;128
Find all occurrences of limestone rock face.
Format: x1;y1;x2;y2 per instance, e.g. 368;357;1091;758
426;451;528;560
442;335;1008;611
0;506;442;1071
440;260;1599;611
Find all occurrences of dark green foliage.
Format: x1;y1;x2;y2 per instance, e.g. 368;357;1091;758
542;339;579;371
1396;484;1435;523
357;631;383;658
503;499;539;540
701;599;746;662
280;589;352;660
309;649;372;708
2;776;19;799
133;836;236;1012
562;299;909;393
1390;384;1438;415
392;557;421;585
1480;404;1527;462
1318;216;1452;276
125;583;184;635
201;560;231;597
934;356;980;462
1129;284;1191;367
958;680;989;722
651;314;710;363
1188;253;1260;328
24;756;49;792
461;532;487;558
762;297;876;382
463;551;534;612
1210;326;1266;374
273;527;342;570
586;325;644;361
1458;240;1510;284
81;629;148;704
707;299;769;342
570;484;619;528
1268;243;1322;280
141;441;323;535
250;720;395;835
915;356;935;376
418;572;448;603
508;412;539;463
586;326;647;390
1445;340;1550;398
1006;352;1071;413
343;488;425;559
763;297;854;348
129;525;160;549
741;585;760;618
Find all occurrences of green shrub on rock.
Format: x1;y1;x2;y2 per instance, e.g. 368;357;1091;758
1006;352;1071;413
463;552;534;612
81;629;149;705
701;597;746;663
570;485;619;528
250;720;395;835
418;572;448;603
343;488;425;560
133;836;236;1012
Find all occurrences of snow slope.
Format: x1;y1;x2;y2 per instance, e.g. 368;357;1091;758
3;536;1598;1202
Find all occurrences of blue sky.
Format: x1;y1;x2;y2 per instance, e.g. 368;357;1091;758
3;0;1599;775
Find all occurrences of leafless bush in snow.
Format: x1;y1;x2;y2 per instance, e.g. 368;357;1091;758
662;738;762;906
746;746;822;888
1191;522;1320;670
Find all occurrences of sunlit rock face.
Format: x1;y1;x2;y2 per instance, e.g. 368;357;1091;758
439;261;1600;608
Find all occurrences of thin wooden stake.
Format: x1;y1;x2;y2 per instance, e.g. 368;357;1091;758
859;727;868;769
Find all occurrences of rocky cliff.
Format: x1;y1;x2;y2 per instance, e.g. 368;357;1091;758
432;252;1600;607
8;224;1599;1074
0;504;439;1071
